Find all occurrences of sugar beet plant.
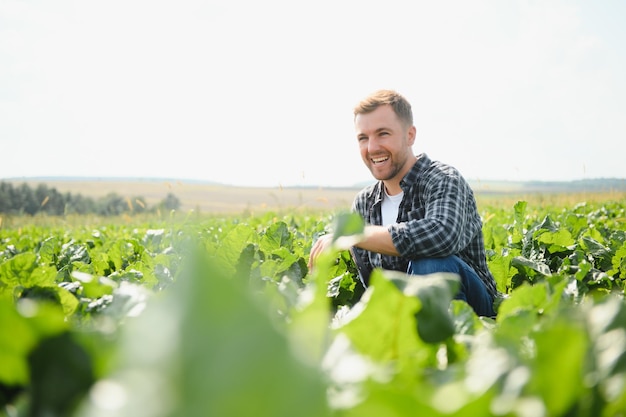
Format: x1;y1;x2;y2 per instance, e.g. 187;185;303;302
1;200;626;417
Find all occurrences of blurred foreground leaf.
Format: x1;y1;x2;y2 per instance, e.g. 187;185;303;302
76;243;330;417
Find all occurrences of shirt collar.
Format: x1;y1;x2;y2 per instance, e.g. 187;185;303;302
400;153;430;191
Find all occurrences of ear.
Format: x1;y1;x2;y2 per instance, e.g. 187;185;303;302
407;125;416;146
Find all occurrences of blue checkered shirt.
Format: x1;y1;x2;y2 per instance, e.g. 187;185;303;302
351;153;499;299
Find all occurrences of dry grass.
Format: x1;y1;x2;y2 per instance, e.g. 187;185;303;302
476;190;626;211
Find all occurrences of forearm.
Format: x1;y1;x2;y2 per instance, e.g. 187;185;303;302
355;225;400;256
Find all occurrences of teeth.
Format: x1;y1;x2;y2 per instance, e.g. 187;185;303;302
371;156;389;164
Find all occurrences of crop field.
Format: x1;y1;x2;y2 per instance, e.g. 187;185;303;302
1;190;626;416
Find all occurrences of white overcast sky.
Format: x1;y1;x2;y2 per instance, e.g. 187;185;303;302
1;0;625;187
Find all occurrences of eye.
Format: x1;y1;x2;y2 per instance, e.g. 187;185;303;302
357;135;368;142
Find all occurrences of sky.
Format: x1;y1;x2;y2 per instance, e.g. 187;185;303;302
1;0;625;188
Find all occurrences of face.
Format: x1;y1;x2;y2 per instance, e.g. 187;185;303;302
355;104;416;187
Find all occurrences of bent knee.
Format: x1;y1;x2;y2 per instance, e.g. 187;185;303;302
407;256;458;275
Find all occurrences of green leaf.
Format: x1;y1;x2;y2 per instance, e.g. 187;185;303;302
387;271;459;343
327;271;356;305
101;244;120;273
0;299;37;385
22;300;68;337
488;253;514;293
58;242;91;269
610;241;626;278
271;246;299;266
289;248;334;364
497;282;548;320
260;221;291;253
564;213;588;237
0;298;68;387
450;299;488;336
513;201;527;227
28;333;95;417
580;236;610;258
38;236;60;266
26;265;58;288
73;272;115;299
511;256;551;278
259;257;284;279
527;318;588;416
536;228;576;253
90;251;114;276
77;245;331;417
331;212;365;249
336;270;424;366
0;253;38;287
213;224;256;276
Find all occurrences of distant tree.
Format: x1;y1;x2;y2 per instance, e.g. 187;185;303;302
33;184;50;214
17;183;38;215
130;196;148;214
96;193;128;216
65;193;96;215
34;184;65;215
0;181;158;217
0;182;12;213
159;193;181;211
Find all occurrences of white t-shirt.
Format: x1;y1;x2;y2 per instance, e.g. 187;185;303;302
381;189;404;226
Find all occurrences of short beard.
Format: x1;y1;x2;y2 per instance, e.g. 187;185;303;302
369;159;404;181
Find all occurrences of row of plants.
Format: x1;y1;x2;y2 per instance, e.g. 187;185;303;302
1;197;625;416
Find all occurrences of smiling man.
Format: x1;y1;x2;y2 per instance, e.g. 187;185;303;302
309;89;499;317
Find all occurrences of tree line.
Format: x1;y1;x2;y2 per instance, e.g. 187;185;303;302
0;181;181;216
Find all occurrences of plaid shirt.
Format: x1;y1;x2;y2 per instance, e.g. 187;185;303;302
351;153;499;299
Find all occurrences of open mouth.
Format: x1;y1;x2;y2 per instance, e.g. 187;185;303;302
371;156;389;164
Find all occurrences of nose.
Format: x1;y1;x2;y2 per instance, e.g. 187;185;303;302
367;136;382;154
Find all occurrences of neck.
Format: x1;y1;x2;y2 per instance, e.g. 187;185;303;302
384;181;402;196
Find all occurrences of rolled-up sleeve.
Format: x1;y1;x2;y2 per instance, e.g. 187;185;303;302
389;173;477;259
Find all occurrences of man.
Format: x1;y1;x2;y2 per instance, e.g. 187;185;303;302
309;89;498;317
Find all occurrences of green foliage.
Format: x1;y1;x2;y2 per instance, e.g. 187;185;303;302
482;199;626;294
0;199;626;416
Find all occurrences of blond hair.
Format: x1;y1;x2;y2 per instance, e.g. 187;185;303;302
353;89;413;127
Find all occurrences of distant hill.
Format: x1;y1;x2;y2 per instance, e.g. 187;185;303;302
468;178;626;194
351;178;626;194
3;176;224;186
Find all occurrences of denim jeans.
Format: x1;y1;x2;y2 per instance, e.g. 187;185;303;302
407;255;496;317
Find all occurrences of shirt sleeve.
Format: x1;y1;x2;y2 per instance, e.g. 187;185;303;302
351;189;374;286
388;172;477;259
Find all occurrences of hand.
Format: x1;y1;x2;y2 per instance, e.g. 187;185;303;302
308;234;334;270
